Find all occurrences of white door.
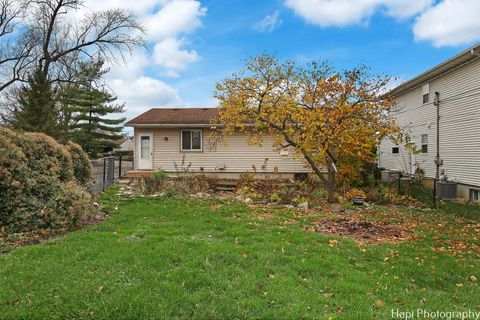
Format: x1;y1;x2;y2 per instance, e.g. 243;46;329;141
137;132;153;170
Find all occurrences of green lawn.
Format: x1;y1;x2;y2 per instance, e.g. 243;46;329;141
1;188;479;319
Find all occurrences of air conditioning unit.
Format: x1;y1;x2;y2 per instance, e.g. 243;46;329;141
437;181;457;200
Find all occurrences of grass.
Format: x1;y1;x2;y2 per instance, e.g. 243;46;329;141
401;180;480;221
1;187;479;319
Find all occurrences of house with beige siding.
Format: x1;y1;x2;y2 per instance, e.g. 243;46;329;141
379;44;480;201
125;108;310;179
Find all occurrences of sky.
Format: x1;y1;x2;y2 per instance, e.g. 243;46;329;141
80;0;480;123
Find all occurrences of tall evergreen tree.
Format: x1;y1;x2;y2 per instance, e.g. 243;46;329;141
12;69;60;138
60;85;126;155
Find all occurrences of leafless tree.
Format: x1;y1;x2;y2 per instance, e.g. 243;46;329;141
0;0;145;123
0;0;35;92
0;0;145;92
32;0;145;83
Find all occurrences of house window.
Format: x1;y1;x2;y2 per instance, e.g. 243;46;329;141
470;189;479;202
422;83;430;104
140;136;150;159
421;134;428;153
392;147;399;154
181;129;202;151
423;93;429;104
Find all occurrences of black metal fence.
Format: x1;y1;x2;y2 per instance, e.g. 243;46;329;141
380;170;437;208
89;155;133;194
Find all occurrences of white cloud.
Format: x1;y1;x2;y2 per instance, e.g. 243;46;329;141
95;0;206;75
413;0;480;47
107;49;150;80
109;76;183;118
152;38;199;76
255;11;283;32
82;0;168;14
74;0;207;116
382;0;433;19
144;0;207;41
284;0;432;27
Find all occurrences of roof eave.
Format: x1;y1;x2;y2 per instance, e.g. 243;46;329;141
386;43;480;98
126;123;214;128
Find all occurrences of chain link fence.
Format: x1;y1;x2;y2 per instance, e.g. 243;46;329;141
89;155;133;194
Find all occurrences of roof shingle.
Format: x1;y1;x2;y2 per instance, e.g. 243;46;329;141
125;108;218;126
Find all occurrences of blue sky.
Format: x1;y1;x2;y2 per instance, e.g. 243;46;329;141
85;0;480;121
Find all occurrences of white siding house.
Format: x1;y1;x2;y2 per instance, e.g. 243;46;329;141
112;137;133;152
379;44;480;200
126;108;310;179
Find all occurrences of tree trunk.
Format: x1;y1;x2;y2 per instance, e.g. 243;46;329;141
326;160;336;203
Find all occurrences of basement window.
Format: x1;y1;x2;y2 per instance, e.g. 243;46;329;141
421;134;428;153
181;129;202;151
470;189;479;202
392;147;399;154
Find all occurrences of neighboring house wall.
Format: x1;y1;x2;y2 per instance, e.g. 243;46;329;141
114;138;133;152
133;127;310;177
379;56;480;196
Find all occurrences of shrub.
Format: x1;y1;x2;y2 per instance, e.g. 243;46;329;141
236;172;325;205
153;169;168;181
236;186;262;201
0;127;92;232
65;141;93;187
24;132;74;182
345;188;367;201
136;175;213;196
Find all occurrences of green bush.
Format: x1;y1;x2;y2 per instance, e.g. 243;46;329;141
0;127;92;232
24;132;74;182
153;169;168;181
65;141;93;187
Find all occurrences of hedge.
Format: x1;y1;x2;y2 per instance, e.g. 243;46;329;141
0;127;92;232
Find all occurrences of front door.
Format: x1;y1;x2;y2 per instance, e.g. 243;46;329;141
138;132;153;170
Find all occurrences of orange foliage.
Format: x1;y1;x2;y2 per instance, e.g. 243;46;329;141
213;54;399;202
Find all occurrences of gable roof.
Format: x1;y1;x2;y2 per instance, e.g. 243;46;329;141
125;108;218;127
388;43;480;97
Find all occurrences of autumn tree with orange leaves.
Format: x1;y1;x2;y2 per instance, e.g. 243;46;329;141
213;54;399;203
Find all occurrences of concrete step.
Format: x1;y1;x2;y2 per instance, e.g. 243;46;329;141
215;185;236;192
124;170;153;178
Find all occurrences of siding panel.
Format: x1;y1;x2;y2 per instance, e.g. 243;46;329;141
379;56;480;186
135;128;310;173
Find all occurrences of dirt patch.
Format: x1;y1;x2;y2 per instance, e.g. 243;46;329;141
314;218;411;244
0;213;108;254
79;212;108;227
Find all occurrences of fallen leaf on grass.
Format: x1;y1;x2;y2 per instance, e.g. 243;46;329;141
374;300;385;308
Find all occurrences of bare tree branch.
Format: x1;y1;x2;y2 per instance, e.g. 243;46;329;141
0;0;34;92
0;0;145;94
